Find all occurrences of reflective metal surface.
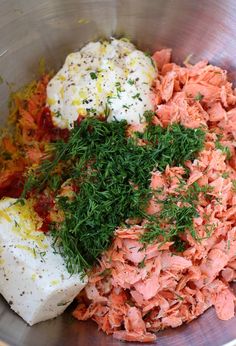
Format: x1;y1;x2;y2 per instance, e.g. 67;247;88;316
0;0;236;345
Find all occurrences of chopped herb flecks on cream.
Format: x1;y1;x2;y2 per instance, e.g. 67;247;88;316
47;39;157;128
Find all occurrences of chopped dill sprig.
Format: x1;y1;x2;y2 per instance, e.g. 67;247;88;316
22;118;205;273
141;183;200;244
141;182;214;246
232;180;236;192
194;92;204;101
215;140;231;159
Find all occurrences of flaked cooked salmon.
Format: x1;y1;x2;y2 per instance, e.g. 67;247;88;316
74;48;236;342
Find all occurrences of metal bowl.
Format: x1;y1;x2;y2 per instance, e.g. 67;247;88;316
0;1;236;345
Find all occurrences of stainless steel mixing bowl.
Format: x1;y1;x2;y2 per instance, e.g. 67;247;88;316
0;1;236;345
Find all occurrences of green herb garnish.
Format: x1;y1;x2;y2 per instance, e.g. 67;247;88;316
138;258;146;268
232;180;236;192
55;111;62;118
141;181;215;246
175;293;184;301
48;174;61;191
87;108;97;115
90;72;97;80
127;79;135;85
104;103;111;118
22;119;205;273
172;237;186;252
141;185;199;245
194;92;204;101
144;51;151;57
222;172;229;179
115;82;122;91
99;268;112;277
122;105;130;110
132;93;142;101
144;52;155;68
215;140;231;159
143;110;155;123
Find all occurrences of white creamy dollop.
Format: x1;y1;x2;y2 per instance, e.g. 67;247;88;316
0;198;87;325
47;39;157;129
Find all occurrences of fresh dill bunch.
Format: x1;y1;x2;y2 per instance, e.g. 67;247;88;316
22;118;205;273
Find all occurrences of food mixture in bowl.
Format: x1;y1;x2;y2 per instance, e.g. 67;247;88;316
0;38;236;342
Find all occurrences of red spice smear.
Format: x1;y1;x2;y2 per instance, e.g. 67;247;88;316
37;106;69;142
0;172;24;199
33;193;54;232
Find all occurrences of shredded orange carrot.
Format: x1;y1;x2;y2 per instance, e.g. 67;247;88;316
0;74;69;198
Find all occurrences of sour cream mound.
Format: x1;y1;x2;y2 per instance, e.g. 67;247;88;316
47;39;157;129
